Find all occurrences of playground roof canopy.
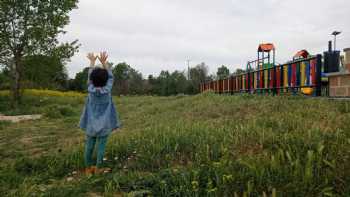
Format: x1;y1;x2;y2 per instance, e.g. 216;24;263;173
258;43;275;52
294;50;310;58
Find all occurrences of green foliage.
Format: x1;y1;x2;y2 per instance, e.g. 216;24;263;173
170;71;188;95
0;120;10;130
0;0;79;56
69;61;214;96
188;63;209;94
23;55;69;89
0;68;10;89
0;0;79;104
147;70;189;96
70;61;210;96
69;67;89;92
0;92;83;116
112;62;145;95
126;68;144;95
216;65;230;79
113;62;130;81
44;104;76;119
151;70;172;96
0;95;43;115
233;68;245;75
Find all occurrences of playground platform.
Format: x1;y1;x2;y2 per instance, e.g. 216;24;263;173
326;48;350;97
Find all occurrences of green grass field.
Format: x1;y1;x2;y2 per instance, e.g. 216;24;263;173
0;91;350;196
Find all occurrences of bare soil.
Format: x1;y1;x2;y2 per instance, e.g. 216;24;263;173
0;114;42;123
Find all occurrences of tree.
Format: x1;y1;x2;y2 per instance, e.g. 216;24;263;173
169;71;187;95
188;62;208;94
23;55;68;89
216;65;230;79
112;62;146;95
0;0;79;107
233;68;245;75
157;70;171;96
128;68;144;95
146;74;157;95
147;70;188;96
112;62;131;95
70;67;89;92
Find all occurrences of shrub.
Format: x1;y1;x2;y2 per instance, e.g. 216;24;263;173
44;105;76;119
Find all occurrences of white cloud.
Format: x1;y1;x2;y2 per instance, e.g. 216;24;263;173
60;0;350;78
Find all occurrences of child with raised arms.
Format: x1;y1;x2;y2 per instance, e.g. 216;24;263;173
79;51;120;174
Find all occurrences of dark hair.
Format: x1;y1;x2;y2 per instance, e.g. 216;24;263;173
90;68;108;87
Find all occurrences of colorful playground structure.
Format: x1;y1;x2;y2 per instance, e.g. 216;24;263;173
200;43;328;96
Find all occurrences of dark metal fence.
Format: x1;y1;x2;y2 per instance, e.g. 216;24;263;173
200;55;323;96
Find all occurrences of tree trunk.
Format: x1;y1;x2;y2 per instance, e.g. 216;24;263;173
11;55;22;108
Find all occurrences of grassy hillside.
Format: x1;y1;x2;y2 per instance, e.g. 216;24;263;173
0;90;350;196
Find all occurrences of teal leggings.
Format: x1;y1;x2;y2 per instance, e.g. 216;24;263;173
84;135;109;168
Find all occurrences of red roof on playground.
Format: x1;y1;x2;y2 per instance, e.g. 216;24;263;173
294;50;309;58
258;43;275;52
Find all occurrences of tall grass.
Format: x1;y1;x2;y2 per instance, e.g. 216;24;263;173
0;91;349;196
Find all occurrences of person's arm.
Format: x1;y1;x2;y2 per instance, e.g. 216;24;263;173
102;67;114;92
86;53;97;85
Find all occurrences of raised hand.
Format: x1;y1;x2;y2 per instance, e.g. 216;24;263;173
98;51;109;68
87;53;98;67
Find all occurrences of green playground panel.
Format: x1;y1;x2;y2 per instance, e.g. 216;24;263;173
263;63;274;69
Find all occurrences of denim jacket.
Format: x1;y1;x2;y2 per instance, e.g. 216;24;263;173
79;67;120;136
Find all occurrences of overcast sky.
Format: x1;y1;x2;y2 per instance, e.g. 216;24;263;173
60;0;350;78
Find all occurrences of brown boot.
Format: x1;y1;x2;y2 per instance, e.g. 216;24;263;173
95;167;111;174
84;166;97;175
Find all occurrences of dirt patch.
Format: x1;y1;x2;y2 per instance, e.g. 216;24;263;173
20;136;33;145
0;114;42;123
236;143;264;156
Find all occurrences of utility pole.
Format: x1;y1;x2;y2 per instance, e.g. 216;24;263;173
331;31;341;51
187;59;191;80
